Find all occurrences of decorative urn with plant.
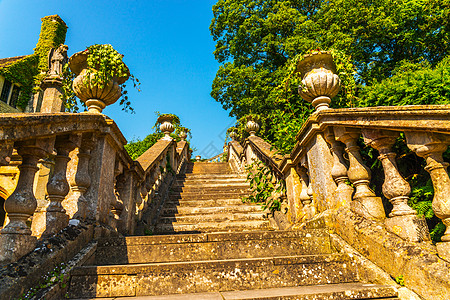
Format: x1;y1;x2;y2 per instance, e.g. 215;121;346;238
178;127;190;141
157;114;176;140
68;44;138;113
297;50;341;112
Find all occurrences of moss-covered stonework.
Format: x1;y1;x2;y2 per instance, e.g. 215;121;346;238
0;15;67;110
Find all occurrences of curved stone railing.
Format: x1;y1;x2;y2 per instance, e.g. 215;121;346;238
228;105;450;299
0;113;189;265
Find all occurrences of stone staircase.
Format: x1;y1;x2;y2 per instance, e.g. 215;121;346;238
67;162;400;299
154;162;270;234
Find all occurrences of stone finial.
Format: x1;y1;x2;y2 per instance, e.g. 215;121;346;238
246;120;259;136
297;51;341;112
195;155;201;162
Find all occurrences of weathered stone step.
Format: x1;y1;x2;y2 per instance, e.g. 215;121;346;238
107;283;399;300
69;253;358;298
172;183;249;192
154;219;270;233
177;174;245;180
158;212;266;224
170;188;250;196
161;205;262;216
164;198;246;207
170;192;248;201
93;229;333;265
176;178;247;185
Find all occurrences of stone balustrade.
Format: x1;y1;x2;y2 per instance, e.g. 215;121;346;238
228;105;450;260
0;113;189;264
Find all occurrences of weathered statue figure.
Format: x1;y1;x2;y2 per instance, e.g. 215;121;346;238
48;44;68;77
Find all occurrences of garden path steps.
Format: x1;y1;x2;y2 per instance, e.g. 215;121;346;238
67;162;400;299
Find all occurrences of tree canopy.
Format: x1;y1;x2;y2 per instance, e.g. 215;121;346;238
210;0;450;152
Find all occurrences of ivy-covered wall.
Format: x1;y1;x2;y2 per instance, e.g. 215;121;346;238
0;15;67;110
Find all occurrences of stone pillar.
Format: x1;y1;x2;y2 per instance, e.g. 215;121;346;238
284;162;302;224
405;132;450;258
0;138;54;265
32;135;78;238
364;129;430;242
324;127;353;209
334;127;385;220
306;132;336;213
84;134;116;224
110;161;125;230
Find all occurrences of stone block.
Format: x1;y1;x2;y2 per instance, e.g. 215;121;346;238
385;215;430;242
436;242;450;262
0;234;36;265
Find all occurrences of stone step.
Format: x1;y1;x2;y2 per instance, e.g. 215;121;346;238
68;253;358;298
161;205;263;216
94;229;333;265
172;183;250;192
158;212;266;224
164;198;247;207
102;283;399;300
176;178;248;185
154;219;271;233
170;187;250;195
177;174;245;180
169;192;249;201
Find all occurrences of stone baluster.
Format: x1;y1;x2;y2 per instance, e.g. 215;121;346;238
110;160;124;229
334;127;385;220
324;127;353;208
0;137;54;265
363;129;429;242
67;133;95;220
405;132;450;259
40;135;78;237
297;166;315;221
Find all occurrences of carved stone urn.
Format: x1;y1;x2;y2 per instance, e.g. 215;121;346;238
179;131;187;141
69;51;129;114
246;120;259;136
158;115;175;140
229;131;238;141
297;51;341;112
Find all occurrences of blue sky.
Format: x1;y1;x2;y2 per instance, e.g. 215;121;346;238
0;0;235;158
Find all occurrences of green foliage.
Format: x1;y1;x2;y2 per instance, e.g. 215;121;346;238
242;161;286;212
395;275;405;286
359;57;450;107
125;132;165;160
34;15;67;75
0;55;39;109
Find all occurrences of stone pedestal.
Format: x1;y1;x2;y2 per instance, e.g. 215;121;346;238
40;77;64;113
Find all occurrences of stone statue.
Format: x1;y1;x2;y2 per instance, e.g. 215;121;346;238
48;44;68;77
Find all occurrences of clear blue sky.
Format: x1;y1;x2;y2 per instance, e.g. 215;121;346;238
0;0;235;158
